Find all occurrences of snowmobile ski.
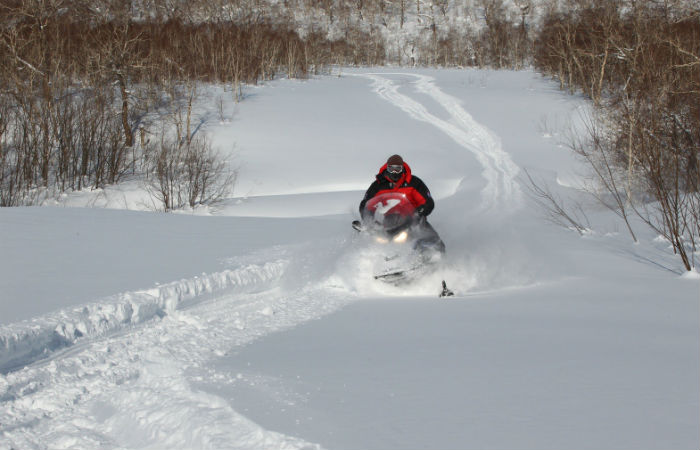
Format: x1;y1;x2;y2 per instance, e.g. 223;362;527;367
374;264;423;283
374;270;406;282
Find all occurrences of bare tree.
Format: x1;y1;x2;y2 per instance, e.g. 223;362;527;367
522;168;591;235
534;0;699;270
149;134;236;211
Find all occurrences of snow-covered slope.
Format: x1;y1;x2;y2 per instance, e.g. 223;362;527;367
1;68;698;450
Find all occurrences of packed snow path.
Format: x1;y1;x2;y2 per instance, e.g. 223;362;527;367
1;69;698;450
356;73;522;213
0;254;353;449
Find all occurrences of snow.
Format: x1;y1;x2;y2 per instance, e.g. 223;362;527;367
1;68;698;450
209;283;698;450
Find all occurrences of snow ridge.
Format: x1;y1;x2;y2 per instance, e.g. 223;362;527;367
357;73;522;213
0;260;288;374
0;274;352;449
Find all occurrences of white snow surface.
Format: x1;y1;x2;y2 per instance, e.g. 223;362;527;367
1;68;698;450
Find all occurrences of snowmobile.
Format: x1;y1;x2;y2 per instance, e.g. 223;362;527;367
352;192;453;296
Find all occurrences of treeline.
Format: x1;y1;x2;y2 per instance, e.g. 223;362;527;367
534;1;699;270
435;0;532;69
0;0;537;208
0;0;383;207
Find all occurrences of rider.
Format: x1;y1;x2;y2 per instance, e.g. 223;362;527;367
359;154;444;252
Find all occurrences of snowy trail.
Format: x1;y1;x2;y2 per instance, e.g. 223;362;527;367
0;74;543;448
0;252;353;449
356;73;522;213
2;69;697;450
0;260;290;374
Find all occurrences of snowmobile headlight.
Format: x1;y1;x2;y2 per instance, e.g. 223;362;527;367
375;236;389;244
393;231;408;243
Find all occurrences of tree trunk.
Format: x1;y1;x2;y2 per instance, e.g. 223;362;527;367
117;73;133;147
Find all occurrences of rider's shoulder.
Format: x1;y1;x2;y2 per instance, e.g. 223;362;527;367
409;174;427;185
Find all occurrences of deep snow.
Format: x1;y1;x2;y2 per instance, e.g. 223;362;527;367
1;68;698;450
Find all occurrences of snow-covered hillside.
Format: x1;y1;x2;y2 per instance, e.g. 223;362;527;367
1;69;698;450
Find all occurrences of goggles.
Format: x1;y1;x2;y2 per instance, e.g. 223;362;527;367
387;164;404;174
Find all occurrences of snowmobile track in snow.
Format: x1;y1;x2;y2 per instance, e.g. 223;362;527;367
354;72;522;214
0;259;352;449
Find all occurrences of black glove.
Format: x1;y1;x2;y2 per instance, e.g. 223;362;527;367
415;205;426;217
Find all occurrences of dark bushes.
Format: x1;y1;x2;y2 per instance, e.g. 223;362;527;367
534;0;700;270
0;3;377;206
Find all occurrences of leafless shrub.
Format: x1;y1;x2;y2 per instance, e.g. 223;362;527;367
474;0;532;69
565;110;639;243
0;64;136;203
522;169;591;235
0;98;23;206
534;0;699;270
148;134;236;211
624;98;699;270
0;1;354;206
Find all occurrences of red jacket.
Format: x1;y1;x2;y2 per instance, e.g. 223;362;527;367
359;162;434;216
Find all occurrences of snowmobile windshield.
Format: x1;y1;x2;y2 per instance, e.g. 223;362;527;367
363;192;416;234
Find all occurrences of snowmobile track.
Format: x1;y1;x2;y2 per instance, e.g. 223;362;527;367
354;72;522;214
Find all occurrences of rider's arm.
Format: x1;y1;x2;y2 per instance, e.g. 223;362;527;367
411;177;434;216
359;181;380;216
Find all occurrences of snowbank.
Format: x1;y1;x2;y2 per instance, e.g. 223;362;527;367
0;261;287;373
